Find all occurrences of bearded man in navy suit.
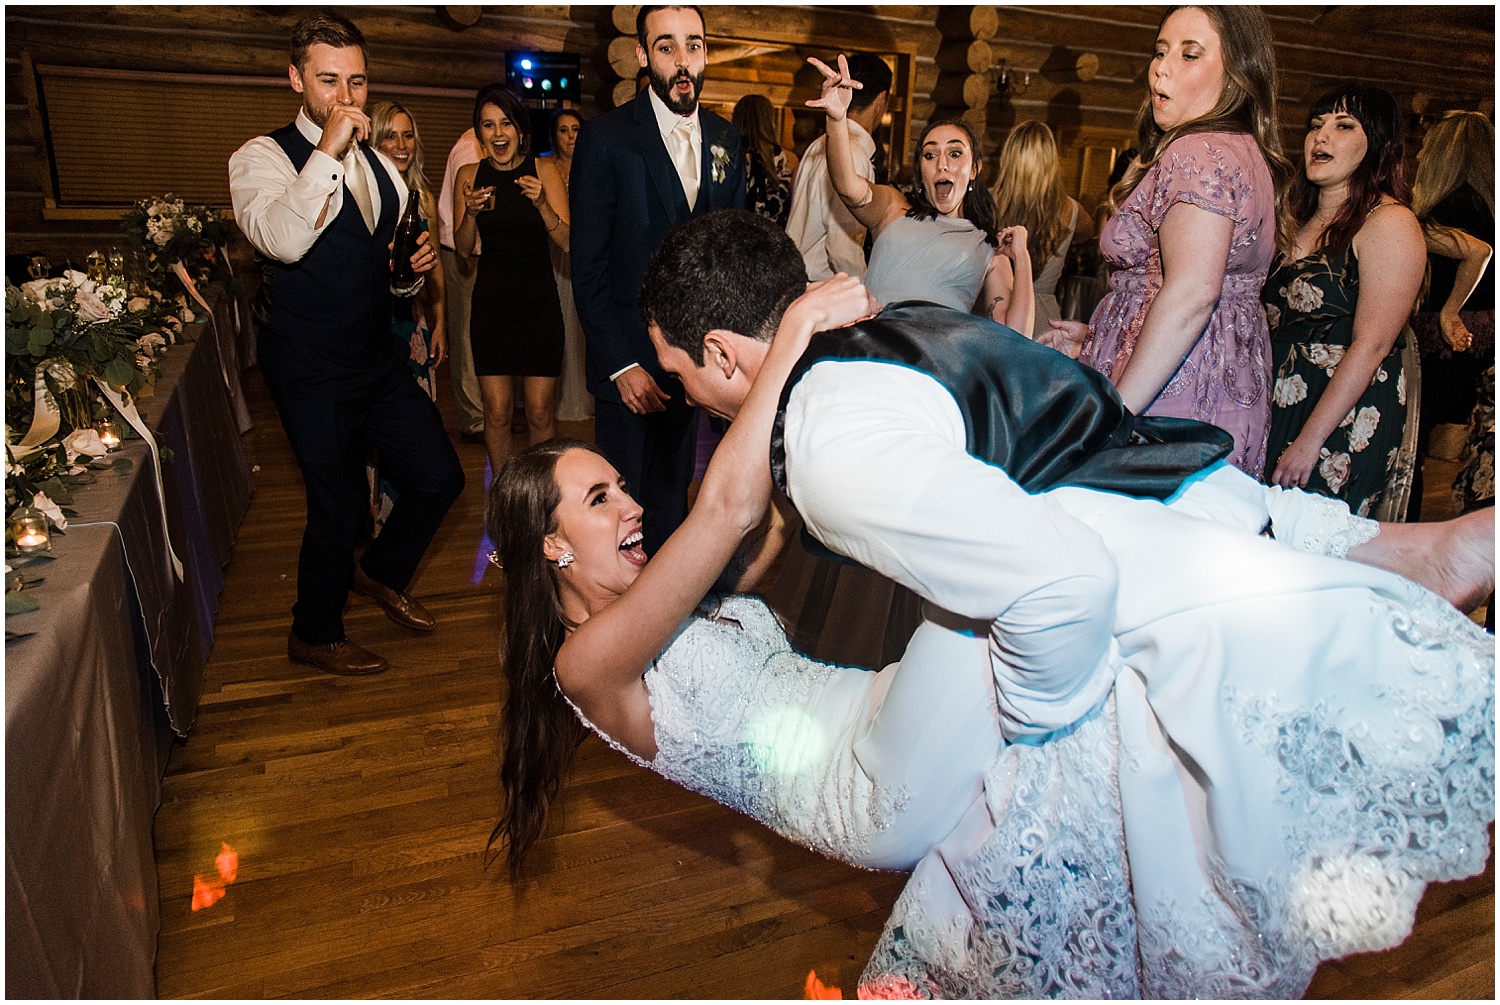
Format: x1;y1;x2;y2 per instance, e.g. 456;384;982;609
570;4;746;556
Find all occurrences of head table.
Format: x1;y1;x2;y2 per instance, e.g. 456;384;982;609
5;282;253;997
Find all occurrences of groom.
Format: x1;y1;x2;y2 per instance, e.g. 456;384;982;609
570;4;745;558
638;210;1495;738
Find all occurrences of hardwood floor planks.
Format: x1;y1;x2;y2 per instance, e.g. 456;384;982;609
152;368;1494;999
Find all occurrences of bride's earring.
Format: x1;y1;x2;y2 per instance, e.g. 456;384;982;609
556;551;575;569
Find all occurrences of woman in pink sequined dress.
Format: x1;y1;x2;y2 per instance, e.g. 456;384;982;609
1044;6;1294;475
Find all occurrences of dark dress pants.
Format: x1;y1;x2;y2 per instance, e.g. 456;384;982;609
592;393;697;557
263;354;465;645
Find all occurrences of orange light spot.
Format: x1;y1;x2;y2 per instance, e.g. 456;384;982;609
191;875;226;912
189;841;241;912
215;843;239;883
805;969;843;1000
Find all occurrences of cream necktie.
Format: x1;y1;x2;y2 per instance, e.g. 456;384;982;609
343;148;377;232
669;117;700;211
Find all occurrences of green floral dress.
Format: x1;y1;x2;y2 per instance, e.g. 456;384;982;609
1262;244;1408;517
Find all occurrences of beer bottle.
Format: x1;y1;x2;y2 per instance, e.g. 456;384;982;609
389;189;425;297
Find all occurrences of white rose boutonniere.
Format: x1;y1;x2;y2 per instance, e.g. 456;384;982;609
711;143;731;185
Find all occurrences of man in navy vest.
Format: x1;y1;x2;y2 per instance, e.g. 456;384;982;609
638;210;1494;737
569;4;745;558
229;13;464;676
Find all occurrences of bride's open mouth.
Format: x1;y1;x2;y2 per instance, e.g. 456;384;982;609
619;529;647;566
932;179;955;201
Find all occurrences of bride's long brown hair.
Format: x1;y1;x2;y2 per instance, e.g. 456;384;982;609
485;439;593;877
1110;5;1297;255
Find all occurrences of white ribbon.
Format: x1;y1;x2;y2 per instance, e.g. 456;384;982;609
12;365;63;458
93;377;183;581
171;259;235;400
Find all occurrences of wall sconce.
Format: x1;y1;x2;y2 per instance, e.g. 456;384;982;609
995;59;1031;97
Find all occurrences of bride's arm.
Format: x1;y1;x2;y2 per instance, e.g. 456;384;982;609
557;277;878;716
983;225;1035;337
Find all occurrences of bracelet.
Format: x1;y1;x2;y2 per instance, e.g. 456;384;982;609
546;217;564;233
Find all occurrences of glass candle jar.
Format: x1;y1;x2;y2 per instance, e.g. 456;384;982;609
9;507;50;554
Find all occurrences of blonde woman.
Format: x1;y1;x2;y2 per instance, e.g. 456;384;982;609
991;120;1093;333
370;99;447;391
368;100;448;534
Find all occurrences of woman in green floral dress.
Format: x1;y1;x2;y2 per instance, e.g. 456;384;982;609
1263;84;1425;517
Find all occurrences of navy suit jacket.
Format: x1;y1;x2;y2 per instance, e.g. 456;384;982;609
570;89;746;404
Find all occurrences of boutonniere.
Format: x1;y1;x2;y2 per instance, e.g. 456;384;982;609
710;143;731;185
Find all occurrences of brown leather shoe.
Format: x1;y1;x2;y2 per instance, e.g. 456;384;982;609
351;564;437;632
287;632;388;676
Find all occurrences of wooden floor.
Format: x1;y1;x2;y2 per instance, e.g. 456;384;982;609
153;367;1494;999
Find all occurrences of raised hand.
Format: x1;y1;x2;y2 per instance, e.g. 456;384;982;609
804;54;861;121
515;174;547;209
997;225;1030;263
315;103;370;160
461;179;494;219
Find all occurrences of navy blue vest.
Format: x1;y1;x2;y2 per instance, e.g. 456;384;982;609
254;123;399;374
771;302;1233;502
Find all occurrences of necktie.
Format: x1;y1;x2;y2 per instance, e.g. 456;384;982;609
669;117;700;211
344;148;377;232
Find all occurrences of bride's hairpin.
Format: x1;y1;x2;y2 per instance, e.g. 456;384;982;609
487;550;503;569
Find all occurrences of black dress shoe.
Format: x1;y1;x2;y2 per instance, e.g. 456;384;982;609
287;632;388;675
351;564;437;632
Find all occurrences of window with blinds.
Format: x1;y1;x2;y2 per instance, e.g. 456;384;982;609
33;63;476;213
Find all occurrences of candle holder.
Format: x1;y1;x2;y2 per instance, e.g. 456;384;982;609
97;417;122;451
9;507;51;555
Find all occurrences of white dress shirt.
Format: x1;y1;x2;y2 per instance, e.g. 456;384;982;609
785;120;876;281
647;86;701;207
781;360;1122;741
610;88;703;383
229;108;407;265
437;128;482;252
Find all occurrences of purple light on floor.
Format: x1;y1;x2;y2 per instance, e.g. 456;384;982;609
471;457;495;586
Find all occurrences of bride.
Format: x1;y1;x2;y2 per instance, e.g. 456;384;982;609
486;275;1494;997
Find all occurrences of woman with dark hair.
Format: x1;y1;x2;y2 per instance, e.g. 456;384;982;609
1408;110;1495;519
540;107;594;424
1261;84;1426;515
809;54;1034;335
454;84;571;475
1044;5;1294;476
487;215;1493;1000
732;93;798;227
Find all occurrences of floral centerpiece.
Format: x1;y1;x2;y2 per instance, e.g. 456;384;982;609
5;273;174;545
120;194;232;286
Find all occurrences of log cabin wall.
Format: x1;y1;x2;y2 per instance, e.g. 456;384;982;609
6;5;1494;265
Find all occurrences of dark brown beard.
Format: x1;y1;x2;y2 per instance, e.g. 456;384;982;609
649;67;704;116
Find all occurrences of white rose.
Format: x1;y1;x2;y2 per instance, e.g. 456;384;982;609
1346;406;1380;452
62;427;106;463
1318;449;1351;493
73;288;113;323
1283;277;1325;313
31;491;66;531
1273;374;1309;408
1305;344;1345;371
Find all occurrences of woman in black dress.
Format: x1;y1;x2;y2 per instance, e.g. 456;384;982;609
454;84;571;475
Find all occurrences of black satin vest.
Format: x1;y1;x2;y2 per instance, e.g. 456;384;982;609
770;301;1233;501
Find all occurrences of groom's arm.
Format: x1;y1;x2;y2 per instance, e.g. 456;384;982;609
782;361;1119;738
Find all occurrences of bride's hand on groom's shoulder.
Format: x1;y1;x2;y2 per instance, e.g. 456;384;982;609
787;274;880;338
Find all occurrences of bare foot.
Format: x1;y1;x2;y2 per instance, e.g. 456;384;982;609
1349;510;1495;613
1436;509;1496;614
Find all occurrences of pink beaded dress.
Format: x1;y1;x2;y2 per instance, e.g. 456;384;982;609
1081;132;1276;475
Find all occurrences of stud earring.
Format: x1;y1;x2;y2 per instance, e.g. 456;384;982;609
556;551;575;569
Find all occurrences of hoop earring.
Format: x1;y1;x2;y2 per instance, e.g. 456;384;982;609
556;551;575;569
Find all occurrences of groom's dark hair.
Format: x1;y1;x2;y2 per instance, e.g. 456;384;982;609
639;210;808;365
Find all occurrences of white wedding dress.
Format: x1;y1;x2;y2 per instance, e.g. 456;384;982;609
573;478;1494;999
